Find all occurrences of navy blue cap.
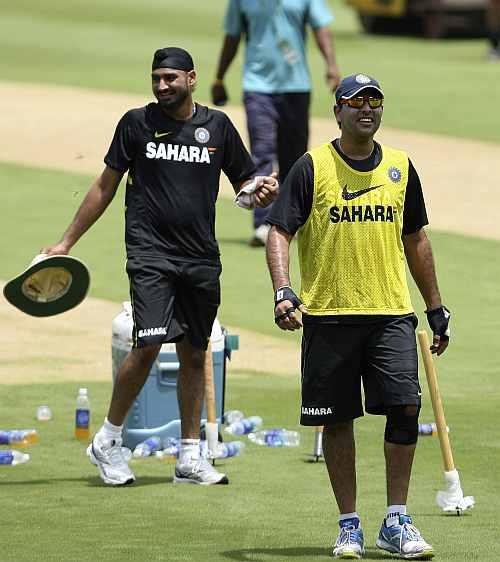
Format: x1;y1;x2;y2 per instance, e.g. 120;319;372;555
335;73;384;103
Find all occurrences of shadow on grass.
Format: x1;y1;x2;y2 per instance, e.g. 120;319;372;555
86;475;173;487
221;546;390;561
0;475;173;487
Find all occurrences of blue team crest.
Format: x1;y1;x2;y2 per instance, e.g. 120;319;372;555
388;167;401;183
194;127;210;144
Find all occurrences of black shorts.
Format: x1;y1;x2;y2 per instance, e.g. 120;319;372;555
126;256;221;350
300;315;421;425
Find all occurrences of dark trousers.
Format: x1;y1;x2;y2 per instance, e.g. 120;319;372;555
244;91;310;228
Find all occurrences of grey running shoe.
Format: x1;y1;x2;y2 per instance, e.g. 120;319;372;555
87;434;135;486
174;458;229;485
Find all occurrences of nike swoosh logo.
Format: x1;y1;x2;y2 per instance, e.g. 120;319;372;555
154;131;171;139
342;184;384;201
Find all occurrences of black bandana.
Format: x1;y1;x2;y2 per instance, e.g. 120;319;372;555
152;47;194;71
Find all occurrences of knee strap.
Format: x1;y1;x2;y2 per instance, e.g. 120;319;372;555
384;405;420;445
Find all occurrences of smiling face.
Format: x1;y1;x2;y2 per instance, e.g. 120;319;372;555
151;67;196;111
334;87;384;141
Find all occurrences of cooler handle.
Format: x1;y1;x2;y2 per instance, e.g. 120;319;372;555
156;361;180;387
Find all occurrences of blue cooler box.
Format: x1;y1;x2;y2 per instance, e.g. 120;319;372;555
111;302;238;449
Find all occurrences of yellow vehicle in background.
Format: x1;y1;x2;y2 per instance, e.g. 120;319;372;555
346;0;488;38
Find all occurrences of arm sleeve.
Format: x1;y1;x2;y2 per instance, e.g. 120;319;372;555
224;0;243;36
307;0;334;29
402;159;429;234
222;115;256;185
266;154;314;235
104;112;137;173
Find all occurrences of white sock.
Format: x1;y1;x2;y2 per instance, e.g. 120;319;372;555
178;439;200;464
98;418;123;441
339;512;360;527
386;505;406;527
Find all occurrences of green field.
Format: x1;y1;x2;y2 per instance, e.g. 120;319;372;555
1;162;500;561
1;370;497;562
1;0;499;141
1;1;499;560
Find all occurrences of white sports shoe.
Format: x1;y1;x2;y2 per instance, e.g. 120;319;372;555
87;434;136;486
249;224;270;247
174;458;229;485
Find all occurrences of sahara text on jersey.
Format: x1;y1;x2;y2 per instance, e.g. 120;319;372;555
145;142;211;163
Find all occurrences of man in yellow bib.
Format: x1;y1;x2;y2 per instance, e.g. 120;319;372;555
266;74;450;560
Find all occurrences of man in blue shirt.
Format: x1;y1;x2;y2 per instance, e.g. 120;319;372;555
212;0;341;246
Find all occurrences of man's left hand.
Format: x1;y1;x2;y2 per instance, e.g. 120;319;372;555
426;305;451;356
254;172;279;208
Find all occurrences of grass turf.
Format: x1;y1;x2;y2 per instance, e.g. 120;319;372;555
0;373;498;562
0;161;499;560
1;161;499;345
0;1;499;141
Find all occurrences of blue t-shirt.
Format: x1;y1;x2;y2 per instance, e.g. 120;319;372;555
224;0;333;93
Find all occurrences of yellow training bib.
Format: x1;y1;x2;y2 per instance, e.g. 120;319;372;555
297;143;413;315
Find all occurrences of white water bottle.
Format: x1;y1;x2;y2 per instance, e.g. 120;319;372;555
223;410;244;424
224;416;263;436
248;429;300;447
132;436;162;458
215;441;245;459
0;450;30;465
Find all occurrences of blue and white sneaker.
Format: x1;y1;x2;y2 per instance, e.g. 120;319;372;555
332;517;364;559
376;514;434;559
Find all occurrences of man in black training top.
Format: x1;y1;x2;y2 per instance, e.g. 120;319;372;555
266;74;450;559
43;47;278;486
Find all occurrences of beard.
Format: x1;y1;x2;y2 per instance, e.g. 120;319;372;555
157;85;189;110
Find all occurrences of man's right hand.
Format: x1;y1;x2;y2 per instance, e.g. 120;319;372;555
211;80;228;106
40;241;71;257
274;286;307;331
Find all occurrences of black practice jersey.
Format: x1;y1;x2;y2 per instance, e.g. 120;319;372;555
267;140;428;236
105;102;256;262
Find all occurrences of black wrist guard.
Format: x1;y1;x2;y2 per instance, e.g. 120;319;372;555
274;286;302;308
426;305;451;339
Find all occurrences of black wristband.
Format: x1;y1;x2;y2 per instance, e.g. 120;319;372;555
274;286;302;309
426;305;451;339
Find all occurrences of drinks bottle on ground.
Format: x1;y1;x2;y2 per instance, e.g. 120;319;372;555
0;429;39;447
0;450;30;465
224;410;244;424
418;422;449;436
156;438;180;461
75;388;90;441
132;436;162;458
225;416;263;435
248;429;300;447
36;405;52;421
214;441;245;459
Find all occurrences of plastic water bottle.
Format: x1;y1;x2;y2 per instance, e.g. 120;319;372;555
0;429;39;447
248;429;300;447
36;405;52;421
418;423;449;436
75;388;90;441
132;436;162;458
215;441;245;459
223;410;244;424
225;416;263;435
0;450;30;465
156;438;179;461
